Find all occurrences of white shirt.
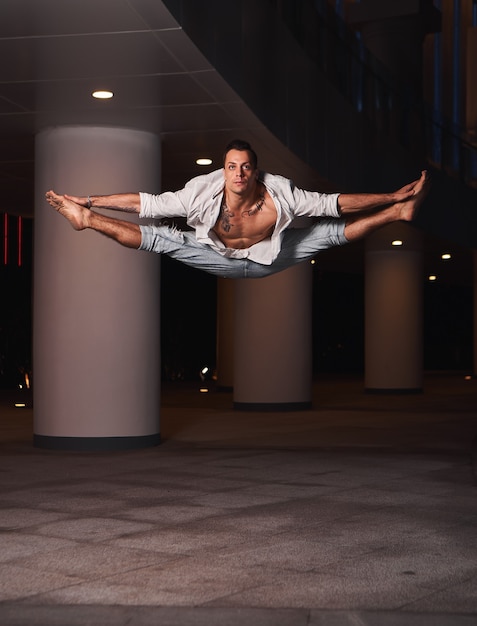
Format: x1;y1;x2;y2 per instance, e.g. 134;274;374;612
139;169;340;265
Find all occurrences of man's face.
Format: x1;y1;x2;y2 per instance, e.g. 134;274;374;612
223;149;257;196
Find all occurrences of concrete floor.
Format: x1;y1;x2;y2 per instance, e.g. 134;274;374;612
0;372;476;626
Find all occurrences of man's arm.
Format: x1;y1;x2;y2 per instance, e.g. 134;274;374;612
337;176;423;215
64;193;141;213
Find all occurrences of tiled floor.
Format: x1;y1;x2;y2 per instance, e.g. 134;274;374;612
0;372;476;625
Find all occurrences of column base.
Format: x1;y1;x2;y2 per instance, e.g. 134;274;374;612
33;433;161;451
234;401;312;412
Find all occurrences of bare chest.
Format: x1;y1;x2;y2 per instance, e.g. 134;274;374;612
213;191;277;249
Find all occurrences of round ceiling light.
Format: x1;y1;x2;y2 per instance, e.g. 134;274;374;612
92;90;114;99
196;158;212;166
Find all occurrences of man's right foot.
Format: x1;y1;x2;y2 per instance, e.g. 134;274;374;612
45;191;90;230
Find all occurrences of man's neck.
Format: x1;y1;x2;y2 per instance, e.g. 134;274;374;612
223;181;261;212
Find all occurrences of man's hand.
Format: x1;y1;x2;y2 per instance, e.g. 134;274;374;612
64;194;90;207
392;171;428;202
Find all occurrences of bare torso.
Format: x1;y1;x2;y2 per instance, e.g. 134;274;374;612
212;183;277;249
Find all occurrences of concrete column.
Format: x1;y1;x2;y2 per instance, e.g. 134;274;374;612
365;223;423;392
216;278;235;390
233;262;312;410
34;126;161;450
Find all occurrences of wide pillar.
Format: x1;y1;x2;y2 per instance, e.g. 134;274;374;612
34;126;161;450
365;223;423;393
233;262;312;410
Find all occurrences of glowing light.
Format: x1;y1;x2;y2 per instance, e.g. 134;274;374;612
92;90;114;99
15;403;26;408
391;240;403;246
310;259;316;265
464;375;472;381
199;388;209;393
196;158;212;166
441;253;451;260
428;275;437;281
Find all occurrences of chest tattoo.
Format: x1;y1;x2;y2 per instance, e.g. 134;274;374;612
219;201;234;232
219;192;265;232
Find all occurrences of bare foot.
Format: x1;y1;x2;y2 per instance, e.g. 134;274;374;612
45;191;90;230
398;170;430;221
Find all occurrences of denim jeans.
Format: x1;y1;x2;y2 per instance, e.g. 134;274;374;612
139;219;348;278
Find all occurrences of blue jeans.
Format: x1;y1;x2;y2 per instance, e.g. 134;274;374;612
139;219;348;278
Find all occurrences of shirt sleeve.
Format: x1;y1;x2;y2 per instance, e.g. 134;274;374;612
289;186;341;218
138;169;224;220
265;174;341;219
139;189;189;219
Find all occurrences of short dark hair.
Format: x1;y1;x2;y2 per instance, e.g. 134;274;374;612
223;139;258;169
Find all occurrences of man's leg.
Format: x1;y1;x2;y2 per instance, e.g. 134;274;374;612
46;190;141;248
268;219;348;273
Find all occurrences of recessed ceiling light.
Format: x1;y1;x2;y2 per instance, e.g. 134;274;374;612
92;90;114;99
391;239;403;246
196;158;212;166
428;275;437;281
441;253;451;260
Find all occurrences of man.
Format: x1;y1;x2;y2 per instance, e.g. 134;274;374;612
45;139;430;278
